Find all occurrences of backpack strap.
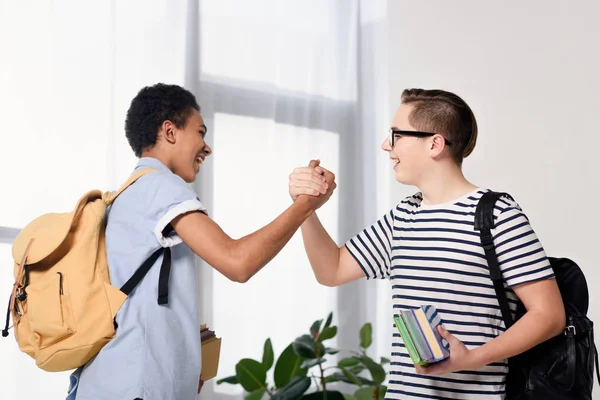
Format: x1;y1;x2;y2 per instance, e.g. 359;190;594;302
119;246;171;304
592;328;600;386
108;167;172;307
474;191;515;329
103;168;157;205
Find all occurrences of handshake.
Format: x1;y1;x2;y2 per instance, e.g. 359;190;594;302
289;159;337;210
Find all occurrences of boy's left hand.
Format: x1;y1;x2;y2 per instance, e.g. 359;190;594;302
415;326;476;375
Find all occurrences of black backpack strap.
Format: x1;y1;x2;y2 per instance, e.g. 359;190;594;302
592;336;600;385
2;296;11;337
475;191;515;329
157;247;171;305
120;247;171;305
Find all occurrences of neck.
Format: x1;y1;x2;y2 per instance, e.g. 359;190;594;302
418;161;478;206
140;150;173;170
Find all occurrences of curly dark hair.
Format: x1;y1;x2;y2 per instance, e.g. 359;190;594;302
125;83;200;157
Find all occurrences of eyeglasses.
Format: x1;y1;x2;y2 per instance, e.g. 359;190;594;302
389;128;452;147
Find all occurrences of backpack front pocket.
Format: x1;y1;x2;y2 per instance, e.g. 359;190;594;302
26;272;76;349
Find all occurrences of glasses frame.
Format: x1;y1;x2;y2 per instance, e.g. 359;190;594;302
389;128;452;147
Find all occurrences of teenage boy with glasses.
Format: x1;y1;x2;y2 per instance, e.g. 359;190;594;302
288;88;565;400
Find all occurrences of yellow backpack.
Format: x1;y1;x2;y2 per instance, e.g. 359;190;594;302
2;168;170;372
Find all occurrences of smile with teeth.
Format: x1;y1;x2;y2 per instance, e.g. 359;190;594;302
196;155;204;164
391;158;400;168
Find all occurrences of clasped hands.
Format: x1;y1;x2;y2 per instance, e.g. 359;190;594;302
289;159;337;209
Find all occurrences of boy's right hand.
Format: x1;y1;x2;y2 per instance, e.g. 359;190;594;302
289;160;336;210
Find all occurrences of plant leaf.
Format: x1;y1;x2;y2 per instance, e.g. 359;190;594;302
354;387;376;400
359;323;373;349
379;385;387;400
349;365;366;375
326;347;340;355
272;376;311;400
217;375;240;385
299;390;346;400
317;326;337;342
274;344;308;389
262;338;274;371
293;334;325;359
325;372;377;386
341;367;362;387
310;319;323;338
245;388;266;400
361;356;386;384
216;375;239;385
324;312;333;329
344;396;357;400
301;357;327;369
235;359;267;392
354;385;387;400
338;357;361;368
324;373;345;384
380;357;390;365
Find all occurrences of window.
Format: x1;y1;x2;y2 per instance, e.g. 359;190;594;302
209;114;340;395
196;2;359;396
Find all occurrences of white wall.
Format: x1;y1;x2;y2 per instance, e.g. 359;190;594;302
387;0;600;397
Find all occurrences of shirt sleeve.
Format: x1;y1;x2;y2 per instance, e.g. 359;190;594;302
491;206;554;287
344;208;395;280
145;172;207;248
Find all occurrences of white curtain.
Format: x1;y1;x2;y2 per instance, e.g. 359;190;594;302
0;1;392;399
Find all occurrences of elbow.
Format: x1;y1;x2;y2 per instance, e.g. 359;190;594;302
233;269;251;284
315;274;337;287
229;251;257;283
538;307;566;338
552;308;567;337
223;242;254;283
228;260;252;283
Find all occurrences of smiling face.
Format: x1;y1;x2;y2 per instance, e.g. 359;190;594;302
169;109;212;183
381;104;433;186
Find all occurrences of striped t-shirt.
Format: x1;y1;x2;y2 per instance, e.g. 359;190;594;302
345;189;554;400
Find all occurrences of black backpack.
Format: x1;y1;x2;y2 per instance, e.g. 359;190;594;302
474;191;599;400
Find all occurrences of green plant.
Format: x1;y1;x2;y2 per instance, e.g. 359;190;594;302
217;312;389;400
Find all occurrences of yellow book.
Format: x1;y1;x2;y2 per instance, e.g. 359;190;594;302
200;324;222;382
412;306;449;362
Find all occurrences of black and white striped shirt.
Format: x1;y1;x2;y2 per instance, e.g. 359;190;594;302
345;189;554;400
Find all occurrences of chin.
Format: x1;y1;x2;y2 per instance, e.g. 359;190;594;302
178;169;197;183
394;172;414;186
184;174;197;183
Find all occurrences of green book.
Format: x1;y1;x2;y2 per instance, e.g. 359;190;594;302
393;305;450;366
401;310;434;362
393;313;428;366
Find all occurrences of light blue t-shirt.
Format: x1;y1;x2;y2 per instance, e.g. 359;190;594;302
67;157;205;400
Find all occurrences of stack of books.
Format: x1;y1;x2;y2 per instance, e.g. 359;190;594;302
200;324;222;382
393;305;450;366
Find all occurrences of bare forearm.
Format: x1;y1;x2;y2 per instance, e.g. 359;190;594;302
300;213;340;286
232;198;315;282
470;308;565;368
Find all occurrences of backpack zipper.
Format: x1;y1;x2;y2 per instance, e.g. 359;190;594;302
57;272;64;295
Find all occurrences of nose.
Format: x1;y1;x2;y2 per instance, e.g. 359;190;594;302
204;143;213;156
381;136;392;152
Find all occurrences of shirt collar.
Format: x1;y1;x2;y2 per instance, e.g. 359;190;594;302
135;157;172;173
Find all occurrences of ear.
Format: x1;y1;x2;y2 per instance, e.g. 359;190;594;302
429;134;446;157
161;120;177;144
